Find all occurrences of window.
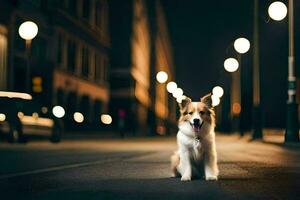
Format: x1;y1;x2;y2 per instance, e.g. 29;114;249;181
81;47;89;77
67;39;76;72
82;0;91;20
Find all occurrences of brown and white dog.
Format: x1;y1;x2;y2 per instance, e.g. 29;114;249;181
171;94;219;181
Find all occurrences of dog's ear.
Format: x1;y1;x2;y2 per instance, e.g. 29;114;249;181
201;93;212;108
179;96;192;111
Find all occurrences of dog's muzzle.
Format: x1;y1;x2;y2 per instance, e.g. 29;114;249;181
190;118;204;132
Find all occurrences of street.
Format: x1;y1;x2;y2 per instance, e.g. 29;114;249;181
0;134;300;200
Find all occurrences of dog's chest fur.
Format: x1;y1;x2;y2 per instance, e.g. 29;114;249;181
177;130;205;161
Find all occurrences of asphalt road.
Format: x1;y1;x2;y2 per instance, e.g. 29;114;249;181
0;134;300;200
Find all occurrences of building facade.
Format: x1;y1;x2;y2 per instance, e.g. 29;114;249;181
109;0;176;135
0;0;110;130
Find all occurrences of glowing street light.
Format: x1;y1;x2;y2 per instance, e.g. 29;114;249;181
173;88;183;98
166;81;177;93
18;21;38;40
101;114;112;125
156;71;168;83
0;113;6;122
74;112;84;123
224;58;239;72
212;86;224;98
18;21;38;92
52;106;65;118
211;95;220;107
268;1;287;21
234;38;250;54
176;95;186;104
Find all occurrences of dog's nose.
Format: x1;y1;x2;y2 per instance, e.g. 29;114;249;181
193;118;200;125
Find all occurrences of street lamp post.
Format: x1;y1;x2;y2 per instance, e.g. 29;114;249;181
268;1;299;142
252;0;263;140
230;37;250;136
18;21;38;93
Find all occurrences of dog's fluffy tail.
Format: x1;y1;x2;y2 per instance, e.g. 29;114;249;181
170;151;180;177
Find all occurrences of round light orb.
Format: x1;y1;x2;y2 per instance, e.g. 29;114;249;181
156;71;168;83
17;112;24;119
173;88;183;98
74;112;84;123
224;58;239;72
52;106;65;118
166;81;177;93
232;102;241;115
234;38;250;54
268;1;287;21
211;95;220;107
18;21;38;40
212;86;224;98
101;114;112;125
176;95;186;103
0;113;6;122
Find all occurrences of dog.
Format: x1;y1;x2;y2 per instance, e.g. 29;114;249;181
171;94;219;181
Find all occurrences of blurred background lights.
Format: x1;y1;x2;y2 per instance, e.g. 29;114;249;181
268;1;287;21
211;95;220;107
232;102;241;114
17;112;24;119
173;87;183;98
234;38;250;54
101;114;112;125
176;95;184;103
212;86;224;98
224;58;239;72
74;112;84;123
18;21;38;40
41;107;48;114
166;81;177;93
156;71;168;83
52;106;65;118
0;113;6;122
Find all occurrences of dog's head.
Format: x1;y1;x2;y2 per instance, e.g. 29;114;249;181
178;94;215;136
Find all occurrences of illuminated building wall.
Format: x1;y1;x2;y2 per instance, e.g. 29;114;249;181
109;0;176;135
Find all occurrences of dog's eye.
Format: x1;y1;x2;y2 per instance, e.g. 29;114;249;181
188;112;193;115
199;111;205;115
183;112;188;115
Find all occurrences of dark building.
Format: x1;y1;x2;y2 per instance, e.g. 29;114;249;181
109;0;177;135
0;0;110;130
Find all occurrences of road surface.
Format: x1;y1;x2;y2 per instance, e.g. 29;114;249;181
0;134;299;200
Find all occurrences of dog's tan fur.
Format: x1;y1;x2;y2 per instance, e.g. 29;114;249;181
171;94;219;181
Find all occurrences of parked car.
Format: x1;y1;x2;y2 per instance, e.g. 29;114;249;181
0;91;64;143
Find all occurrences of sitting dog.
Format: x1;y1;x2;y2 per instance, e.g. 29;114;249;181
171;94;219;181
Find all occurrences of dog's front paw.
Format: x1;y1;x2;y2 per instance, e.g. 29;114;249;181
205;176;218;181
181;175;191;181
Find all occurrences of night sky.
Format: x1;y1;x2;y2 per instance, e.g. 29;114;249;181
162;0;300;127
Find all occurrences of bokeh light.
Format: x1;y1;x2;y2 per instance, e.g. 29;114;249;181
234;38;250;54
18;21;38;40
166;81;177;93
74;112;84;123
0;113;6;122
224;58;239;72
101;114;112;125
156;71;168;83
268;1;287;21
52;106;65;118
212;86;224;98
